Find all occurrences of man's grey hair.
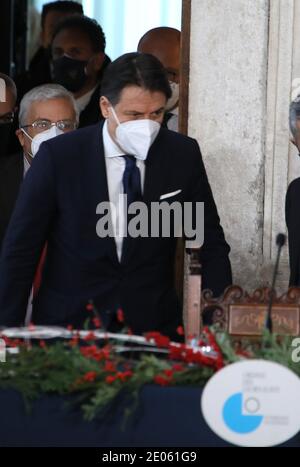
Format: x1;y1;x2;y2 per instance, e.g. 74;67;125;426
289;95;300;139
19;84;79;127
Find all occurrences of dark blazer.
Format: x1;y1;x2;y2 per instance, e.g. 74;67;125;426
74;55;111;128
0;123;232;336
286;178;300;285
78;85;104;128
78;53;111;127
0;153;23;253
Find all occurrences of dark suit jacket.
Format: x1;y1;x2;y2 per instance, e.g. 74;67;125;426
0;123;232;336
78;85;104;128
78;54;111;127
286;178;300;285
0;153;23;253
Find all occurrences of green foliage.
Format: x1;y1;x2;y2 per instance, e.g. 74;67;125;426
0;330;298;421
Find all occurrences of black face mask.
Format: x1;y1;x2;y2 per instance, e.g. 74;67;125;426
51;55;88;93
0;123;13;157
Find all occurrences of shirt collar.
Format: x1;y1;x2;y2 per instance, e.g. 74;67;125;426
23;155;31;177
102;120;124;158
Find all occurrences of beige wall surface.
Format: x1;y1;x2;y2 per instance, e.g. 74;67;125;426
188;0;300;291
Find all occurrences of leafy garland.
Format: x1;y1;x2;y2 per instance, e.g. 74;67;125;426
0;325;298;421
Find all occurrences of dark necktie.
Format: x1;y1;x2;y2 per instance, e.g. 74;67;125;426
122;155;142;206
121;155;142;261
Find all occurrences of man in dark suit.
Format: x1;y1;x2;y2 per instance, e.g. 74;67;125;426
0;53;232;337
16;14;110;128
0;83;78;253
286;96;300;285
28;1;84;87
15;0;84;99
50;15;109;128
286;179;300;285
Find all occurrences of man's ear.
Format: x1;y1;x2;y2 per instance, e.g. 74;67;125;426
99;96;111;118
16;128;25;148
99;96;110;118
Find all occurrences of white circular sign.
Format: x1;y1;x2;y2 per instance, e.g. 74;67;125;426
201;360;300;447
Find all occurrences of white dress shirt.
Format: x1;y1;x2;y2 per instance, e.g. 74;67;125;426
102;120;145;261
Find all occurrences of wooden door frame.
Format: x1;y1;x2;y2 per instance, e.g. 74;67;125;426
179;0;191;135
175;0;191;298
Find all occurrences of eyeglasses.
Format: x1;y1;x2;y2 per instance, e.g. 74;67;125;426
21;119;77;133
0;111;14;125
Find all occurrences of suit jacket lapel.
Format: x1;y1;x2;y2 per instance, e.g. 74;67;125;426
86;121;119;265
143;129;167;203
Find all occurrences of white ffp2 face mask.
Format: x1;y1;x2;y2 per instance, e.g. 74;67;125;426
165;81;179;112
22;126;64;158
110;106;161;160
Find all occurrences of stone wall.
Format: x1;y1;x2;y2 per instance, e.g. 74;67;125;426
188;0;300;291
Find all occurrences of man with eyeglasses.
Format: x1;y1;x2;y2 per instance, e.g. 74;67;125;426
0;83;78;251
138;27;181;132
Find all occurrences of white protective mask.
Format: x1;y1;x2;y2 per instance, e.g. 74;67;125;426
22;126;64;158
165;81;179;112
110;106;161;160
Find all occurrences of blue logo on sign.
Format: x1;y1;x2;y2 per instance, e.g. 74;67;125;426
223;393;263;434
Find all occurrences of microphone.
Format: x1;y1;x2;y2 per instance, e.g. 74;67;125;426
265;233;286;332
